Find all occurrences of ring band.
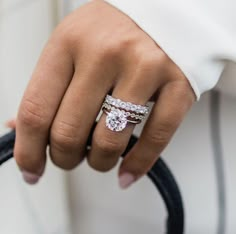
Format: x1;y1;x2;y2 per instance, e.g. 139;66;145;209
105;95;149;115
102;95;149;132
102;103;144;122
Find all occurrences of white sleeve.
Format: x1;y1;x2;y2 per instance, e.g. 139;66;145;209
104;0;236;100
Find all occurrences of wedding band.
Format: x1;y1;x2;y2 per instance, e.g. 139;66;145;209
102;95;149;132
102;103;144;122
105;95;149;114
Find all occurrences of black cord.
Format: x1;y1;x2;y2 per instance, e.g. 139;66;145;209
210;90;226;234
122;134;184;234
0;130;15;166
0;126;184;234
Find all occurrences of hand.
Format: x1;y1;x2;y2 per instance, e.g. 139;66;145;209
14;0;195;187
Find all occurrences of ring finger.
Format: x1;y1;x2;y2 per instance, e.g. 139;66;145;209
87;55;164;172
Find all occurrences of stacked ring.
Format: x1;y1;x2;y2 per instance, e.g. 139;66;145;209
102;95;149;132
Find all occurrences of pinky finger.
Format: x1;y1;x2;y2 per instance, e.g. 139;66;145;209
118;80;195;189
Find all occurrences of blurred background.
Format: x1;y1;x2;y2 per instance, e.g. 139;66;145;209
0;0;236;233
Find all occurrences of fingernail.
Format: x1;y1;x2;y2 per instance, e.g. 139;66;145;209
119;172;136;189
22;171;40;185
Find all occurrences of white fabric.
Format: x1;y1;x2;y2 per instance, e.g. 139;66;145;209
105;0;236;100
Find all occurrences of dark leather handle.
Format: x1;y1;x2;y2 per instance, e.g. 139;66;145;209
0;126;184;234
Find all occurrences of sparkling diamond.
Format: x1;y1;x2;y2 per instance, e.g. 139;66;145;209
106;109;127;131
131;105;136;111
139;109;145;114
126;103;131;111
120;102;126;109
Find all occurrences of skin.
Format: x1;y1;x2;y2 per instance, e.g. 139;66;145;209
12;0;195;188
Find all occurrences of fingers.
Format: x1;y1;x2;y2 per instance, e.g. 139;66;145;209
87;56;163;172
12;0;196;189
49;57;116;170
118;80;195;189
15;39;74;183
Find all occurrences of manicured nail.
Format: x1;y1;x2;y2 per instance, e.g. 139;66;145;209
22;171;40;185
119;172;136;189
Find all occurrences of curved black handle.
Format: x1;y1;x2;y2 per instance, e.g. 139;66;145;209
122;134;184;234
0;130;15;165
0;128;184;234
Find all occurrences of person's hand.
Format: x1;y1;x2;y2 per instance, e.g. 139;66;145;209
14;0;195;187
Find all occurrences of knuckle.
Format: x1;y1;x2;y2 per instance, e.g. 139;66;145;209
98;42;119;60
98;36;135;60
146;125;172;146
50;123;82;153
52;21;82;54
55;17;78;42
138;50;168;71
18;98;48;130
94;136;124;155
61;28;80;48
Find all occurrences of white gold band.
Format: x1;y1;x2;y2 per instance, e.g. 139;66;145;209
102;103;145;121
102;95;149;132
105;95;149;115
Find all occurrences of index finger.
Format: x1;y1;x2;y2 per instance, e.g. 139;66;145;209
15;38;74;181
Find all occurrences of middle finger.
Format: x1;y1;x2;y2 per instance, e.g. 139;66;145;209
50;57;117;169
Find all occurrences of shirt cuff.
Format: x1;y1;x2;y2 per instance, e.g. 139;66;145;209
104;0;234;100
